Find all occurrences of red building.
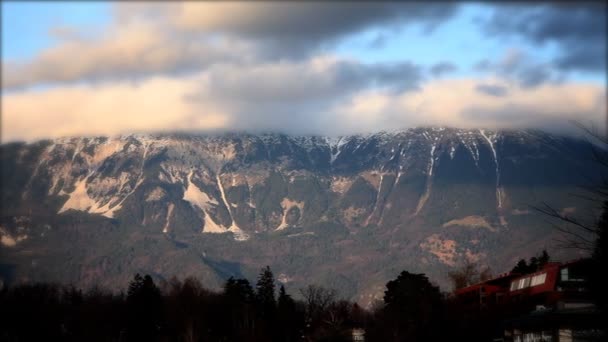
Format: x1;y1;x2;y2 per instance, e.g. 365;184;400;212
452;258;601;342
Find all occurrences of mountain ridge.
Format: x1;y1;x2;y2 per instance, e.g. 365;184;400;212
0;127;601;305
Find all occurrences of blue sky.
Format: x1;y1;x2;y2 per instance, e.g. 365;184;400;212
1;2;606;141
2;2;111;59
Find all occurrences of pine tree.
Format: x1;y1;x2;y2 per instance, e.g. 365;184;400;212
126;274;162;342
383;271;443;341
538;250;550;267
256;266;276;314
224;277;255;303
277;285;302;342
278;285;295;313
511;259;529;273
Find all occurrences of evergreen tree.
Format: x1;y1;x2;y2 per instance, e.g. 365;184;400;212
222;277;256;339
126;274;162;342
256;266;277;315
382;271;443;341
511;250;551;274
224;277;255;304
277;285;302;342
511;259;529;273
538;250;550;266
278;285;293;310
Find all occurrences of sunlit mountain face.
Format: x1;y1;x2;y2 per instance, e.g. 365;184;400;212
0;127;601;304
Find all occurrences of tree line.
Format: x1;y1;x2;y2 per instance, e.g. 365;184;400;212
0;264;506;342
1;245;606;342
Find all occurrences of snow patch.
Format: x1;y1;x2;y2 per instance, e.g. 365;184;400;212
58;176;110;216
479;129;503;209
327;136;348;164
91;139;126;165
287;232;315;238
202;211;228;234
183;171;218;210
216;172;249;241
101;176;145;218
276;198;305;231
183;170;229;234
365;173;389;226
414;143;437;215
442;215;497;232
163;203;174;233
428;143;436;177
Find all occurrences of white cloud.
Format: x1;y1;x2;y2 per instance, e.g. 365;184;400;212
3;69;604;142
2;75;228;142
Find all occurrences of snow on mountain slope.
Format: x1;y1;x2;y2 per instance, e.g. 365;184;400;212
0;127;601;304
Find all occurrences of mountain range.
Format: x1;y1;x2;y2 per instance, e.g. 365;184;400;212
0;127;601;305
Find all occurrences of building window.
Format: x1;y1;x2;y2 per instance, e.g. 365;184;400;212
530;273;547;287
561;268;569;281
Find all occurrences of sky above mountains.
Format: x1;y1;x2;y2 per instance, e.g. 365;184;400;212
2;2;606;142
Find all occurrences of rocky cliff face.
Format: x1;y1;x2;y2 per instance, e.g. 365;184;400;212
0;127;600;304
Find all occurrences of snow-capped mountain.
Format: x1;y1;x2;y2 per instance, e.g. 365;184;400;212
0;128;601;304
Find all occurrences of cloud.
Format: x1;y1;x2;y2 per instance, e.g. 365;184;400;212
368;33;388;49
482;3;606;72
474;49;558;88
2;75;228;142
475;84;508;97
3;2;458;90
184;56;424;135
200;57;423;101
3;21;256;89
327;78;605;135
2;2;604;142
4;69;604;142
168;2;458;52
430;62;457;77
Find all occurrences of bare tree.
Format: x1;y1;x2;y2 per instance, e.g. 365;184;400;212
448;259;492;290
533;123;608;251
299;285;337;320
534;123;608;325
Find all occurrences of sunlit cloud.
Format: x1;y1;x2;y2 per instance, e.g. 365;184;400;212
1;2;605;142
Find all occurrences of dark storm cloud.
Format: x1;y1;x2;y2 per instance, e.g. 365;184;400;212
473;50;557;89
183;58;425;136
517;65;555;88
475;84;508;97
430;62;457;77
196;59;423;106
173;2;460;56
482;3;606;72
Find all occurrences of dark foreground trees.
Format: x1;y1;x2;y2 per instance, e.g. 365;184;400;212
1;254;604;341
126;273;163;341
366;271;445;342
0;267;451;342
